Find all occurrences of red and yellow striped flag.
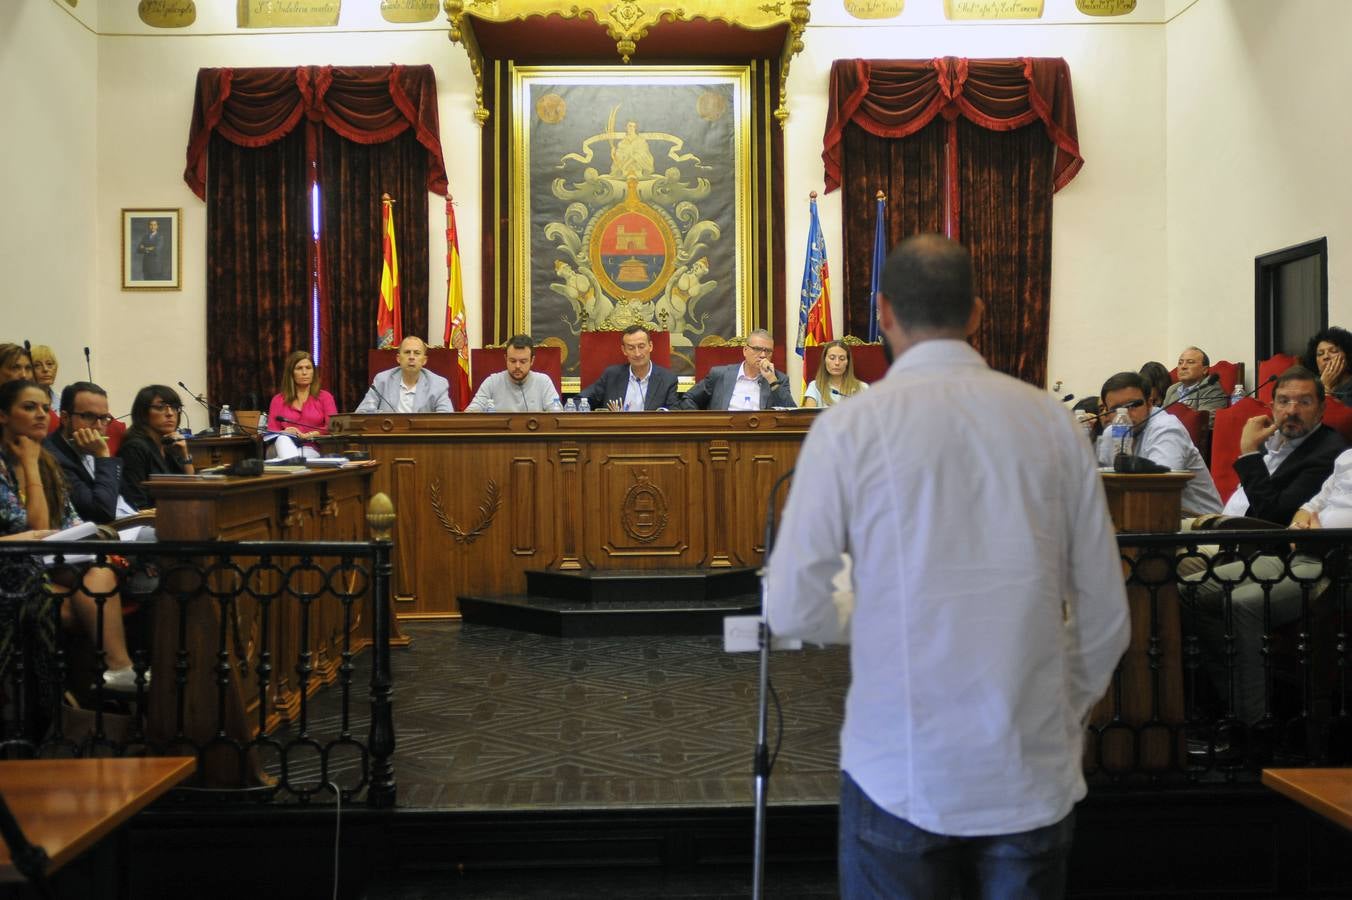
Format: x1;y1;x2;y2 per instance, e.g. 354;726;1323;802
443;196;472;407
376;194;402;349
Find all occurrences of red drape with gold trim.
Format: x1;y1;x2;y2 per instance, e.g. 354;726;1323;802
823;58;1080;386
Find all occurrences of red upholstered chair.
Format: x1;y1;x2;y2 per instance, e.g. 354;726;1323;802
469;345;562;395
1165;402;1210;460
1322;396;1352;444
1210;396;1270;504
367;347;467;407
694;342;788;382
803;342;890;387
578;331;671;388
1258;353;1300;405
50;415;127;454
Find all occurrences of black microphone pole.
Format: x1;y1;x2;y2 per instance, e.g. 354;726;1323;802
753;466;796;900
364;381;395;412
83;346;92;381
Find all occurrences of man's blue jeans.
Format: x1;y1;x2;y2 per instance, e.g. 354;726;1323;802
839;772;1076;899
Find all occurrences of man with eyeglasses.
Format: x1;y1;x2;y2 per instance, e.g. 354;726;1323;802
43;381;137;523
679;328;795;411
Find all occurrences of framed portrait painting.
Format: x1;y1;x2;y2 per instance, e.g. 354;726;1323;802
122;208;181;290
510;65;754;388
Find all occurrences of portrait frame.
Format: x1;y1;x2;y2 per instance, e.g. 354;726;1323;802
510;65;755;391
121;208;182;290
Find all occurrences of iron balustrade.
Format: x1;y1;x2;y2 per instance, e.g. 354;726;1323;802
0;536;395;808
1094;528;1352;784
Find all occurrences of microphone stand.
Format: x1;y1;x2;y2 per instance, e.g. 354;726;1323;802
752;467;795;900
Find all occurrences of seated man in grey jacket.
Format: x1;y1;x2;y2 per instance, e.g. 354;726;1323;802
356;335;454;414
679;329;795;411
1162;346;1229;410
465;334;561;412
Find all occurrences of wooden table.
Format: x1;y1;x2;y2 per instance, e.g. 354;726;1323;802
328;411;812;618
1264;768;1352;830
0;757;195;882
185;433;260;469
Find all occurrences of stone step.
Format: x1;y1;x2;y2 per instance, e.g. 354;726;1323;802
458;593;760;638
523;566;760;605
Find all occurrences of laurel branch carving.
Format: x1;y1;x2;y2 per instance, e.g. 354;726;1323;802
429;477;502;544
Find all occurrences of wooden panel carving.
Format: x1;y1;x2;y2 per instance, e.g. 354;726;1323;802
555;441;585;571
392;458;419;606
705;439;733;567
597;454;691;560
511;458;538;556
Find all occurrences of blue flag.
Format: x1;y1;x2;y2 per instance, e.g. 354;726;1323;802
868;193;886;344
796;195;833;361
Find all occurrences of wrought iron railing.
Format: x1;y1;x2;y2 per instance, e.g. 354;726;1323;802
0;531;395;808
1091;528;1352;784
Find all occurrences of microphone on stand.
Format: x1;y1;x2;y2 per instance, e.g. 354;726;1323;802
1060;393;1075;404
363;382;395;412
174;381;265;438
83;347;92;381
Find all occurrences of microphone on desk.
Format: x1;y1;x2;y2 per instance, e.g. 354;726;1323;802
1060;393;1075;404
84;346;92;381
363;382;395;412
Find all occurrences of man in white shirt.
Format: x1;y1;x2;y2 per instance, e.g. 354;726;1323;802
356;335;454;414
768;234;1129;899
1096;372;1223;515
464;335;561;412
43;381;138;524
578;324;679;411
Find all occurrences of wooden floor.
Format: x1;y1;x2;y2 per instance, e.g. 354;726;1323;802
277;620;850;812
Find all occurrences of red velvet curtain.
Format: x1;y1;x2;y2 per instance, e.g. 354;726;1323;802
320;129;430;410
204;130;312;412
186;65;448;410
824;58;1080;386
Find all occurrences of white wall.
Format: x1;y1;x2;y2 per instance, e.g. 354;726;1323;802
783;19;1167;398
0;1;98;379
1166;0;1352;387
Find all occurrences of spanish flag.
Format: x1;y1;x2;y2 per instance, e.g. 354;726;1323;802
376;194;402;349
443;196;472;408
796;192;833;365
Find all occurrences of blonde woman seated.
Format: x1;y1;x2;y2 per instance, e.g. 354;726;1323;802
267;350;337;459
29;344;60;414
0;379;142;694
803;340;869;408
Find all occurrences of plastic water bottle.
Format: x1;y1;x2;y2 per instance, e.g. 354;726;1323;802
1109;407;1133;459
563;397;577;412
1231;382;1245;407
219;404;237;436
257;412;268;431
578;397;591;413
549;397;563;412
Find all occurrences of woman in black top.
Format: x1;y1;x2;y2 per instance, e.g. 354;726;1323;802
117;384;195;510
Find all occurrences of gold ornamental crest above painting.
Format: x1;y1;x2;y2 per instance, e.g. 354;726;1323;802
512;66;754;389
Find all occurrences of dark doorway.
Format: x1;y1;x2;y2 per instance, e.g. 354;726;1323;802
1255;237;1327;366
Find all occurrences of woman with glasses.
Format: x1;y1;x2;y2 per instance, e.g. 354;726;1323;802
803;340;869;408
0;378;140;697
28;345;60;414
117;385;194;510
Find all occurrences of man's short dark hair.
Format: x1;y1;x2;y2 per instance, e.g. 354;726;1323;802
61;381;106;414
1100;371;1149;405
504;334;535;353
879;234;974;332
1276;365;1324;402
622;324;650;341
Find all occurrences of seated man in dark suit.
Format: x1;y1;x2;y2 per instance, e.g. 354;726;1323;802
1221;365;1346;523
579;324;679;411
679;329;795;411
43;381;138;524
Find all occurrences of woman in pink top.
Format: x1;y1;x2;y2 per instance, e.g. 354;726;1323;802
267;350;337;458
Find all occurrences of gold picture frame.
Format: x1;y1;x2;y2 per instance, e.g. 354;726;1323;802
510;65;755;390
121;208;182;291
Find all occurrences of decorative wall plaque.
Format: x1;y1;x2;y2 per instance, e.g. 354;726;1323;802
943;0;1044;19
139;0;197;27
1075;0;1136;15
844;0;904;20
237;0;341;28
380;0;438;23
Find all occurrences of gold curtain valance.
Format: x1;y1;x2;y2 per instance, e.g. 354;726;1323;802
443;0;809;126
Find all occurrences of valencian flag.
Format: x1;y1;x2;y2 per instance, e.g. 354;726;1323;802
443;196;472;407
868;191;886;344
376;194;402;349
796;192;833;367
